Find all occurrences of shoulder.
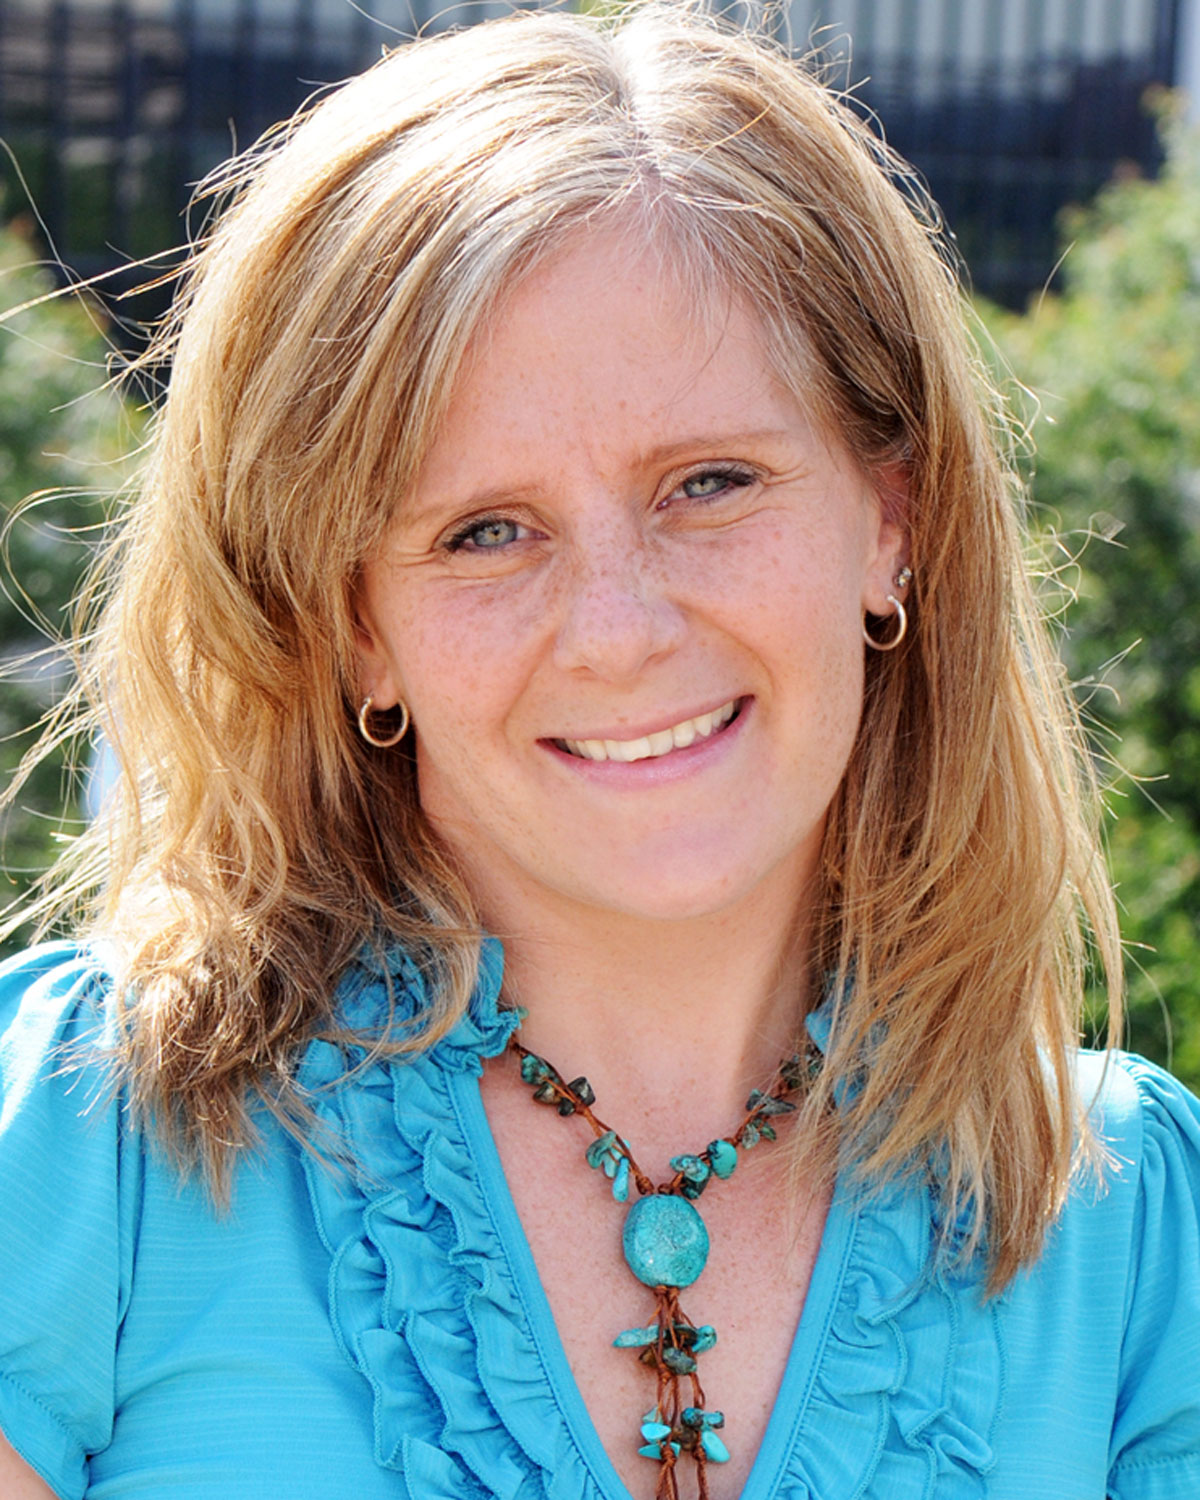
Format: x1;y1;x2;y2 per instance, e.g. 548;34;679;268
1048;1048;1200;1265
1069;1051;1200;1492
0;938;117;1022
0;944;140;1496
0;940;122;1107
958;1053;1200;1494
1085;1045;1200;1264
0;938;134;1200
1073;1047;1200;1203
1004;1050;1200;1331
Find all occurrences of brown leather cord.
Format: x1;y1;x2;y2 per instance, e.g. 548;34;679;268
507;1034;819;1500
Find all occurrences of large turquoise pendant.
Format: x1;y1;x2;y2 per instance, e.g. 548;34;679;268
622;1194;710;1288
509;1033;812;1498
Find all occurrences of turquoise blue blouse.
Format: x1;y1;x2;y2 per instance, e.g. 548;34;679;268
1;940;1199;1500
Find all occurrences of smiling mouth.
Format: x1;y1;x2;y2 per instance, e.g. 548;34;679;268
554;699;742;763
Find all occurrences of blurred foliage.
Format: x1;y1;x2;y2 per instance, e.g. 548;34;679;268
0;214;141;949
988;104;1200;1087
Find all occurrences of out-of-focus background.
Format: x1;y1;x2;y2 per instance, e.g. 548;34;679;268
0;0;1197;1084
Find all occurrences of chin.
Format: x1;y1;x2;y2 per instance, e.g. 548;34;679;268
567;852;790;926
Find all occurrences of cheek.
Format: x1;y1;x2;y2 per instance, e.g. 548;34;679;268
397;582;547;741
729;528;868;761
717;518;867;655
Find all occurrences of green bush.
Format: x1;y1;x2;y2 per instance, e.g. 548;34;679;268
0;215;140;948
987;107;1200;1086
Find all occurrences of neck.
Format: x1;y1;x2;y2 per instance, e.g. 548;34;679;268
477;876;817;1152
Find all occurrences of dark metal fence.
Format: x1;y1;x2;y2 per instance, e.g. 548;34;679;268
0;0;1183;326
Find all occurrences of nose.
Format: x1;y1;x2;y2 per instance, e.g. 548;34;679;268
550;523;687;683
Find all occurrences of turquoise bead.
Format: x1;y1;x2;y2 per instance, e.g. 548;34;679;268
751;1092;795;1117
682;1406;724;1429
669;1154;710;1184
675;1320;714;1356
639;1441;680;1460
612;1156;631;1203
663;1346;697;1375
707;1139;738;1179
566;1075;595;1106
701;1430;731;1463
520;1054;551;1084
640;1421;672;1442
613;1323;659;1349
622;1194;710;1289
586;1130;617;1169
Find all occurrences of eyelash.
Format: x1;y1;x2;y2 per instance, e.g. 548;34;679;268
441;463;759;553
666;463;759;504
443;514;531;553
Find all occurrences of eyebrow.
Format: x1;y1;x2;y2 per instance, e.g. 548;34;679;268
399;427;801;530
636;427;800;466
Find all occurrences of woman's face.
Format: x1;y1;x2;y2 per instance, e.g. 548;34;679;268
356;229;906;929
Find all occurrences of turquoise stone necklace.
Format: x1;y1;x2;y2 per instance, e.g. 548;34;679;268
510;1031;819;1500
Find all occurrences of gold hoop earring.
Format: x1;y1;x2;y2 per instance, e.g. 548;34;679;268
357;694;411;748
862;595;908;652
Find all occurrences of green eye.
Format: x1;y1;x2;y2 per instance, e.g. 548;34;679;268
683;473;729;498
447;516;524;551
673;465;757;503
471;519;519;547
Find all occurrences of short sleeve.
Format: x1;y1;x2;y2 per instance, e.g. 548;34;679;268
0;943;141;1500
1105;1054;1200;1500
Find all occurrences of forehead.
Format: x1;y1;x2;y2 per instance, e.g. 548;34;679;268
413;225;824;482
465;224;732;375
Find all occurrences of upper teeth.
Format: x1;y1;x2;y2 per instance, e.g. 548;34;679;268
561;700;738;762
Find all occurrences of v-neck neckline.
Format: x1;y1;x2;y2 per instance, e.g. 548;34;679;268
450;1064;858;1500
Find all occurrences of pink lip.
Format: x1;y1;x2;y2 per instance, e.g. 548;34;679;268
546;696;745;748
541;697;750;784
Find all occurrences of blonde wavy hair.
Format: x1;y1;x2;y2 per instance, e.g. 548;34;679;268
16;3;1119;1289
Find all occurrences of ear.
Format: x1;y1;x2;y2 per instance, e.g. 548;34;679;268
352;591;405;712
861;460;911;616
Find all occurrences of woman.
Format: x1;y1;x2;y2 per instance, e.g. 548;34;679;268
1;7;1197;1498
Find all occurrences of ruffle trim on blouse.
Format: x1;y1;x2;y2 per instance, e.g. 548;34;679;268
786;1002;1005;1499
300;941;596;1500
300;949;1006;1500
776;1182;1004;1499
